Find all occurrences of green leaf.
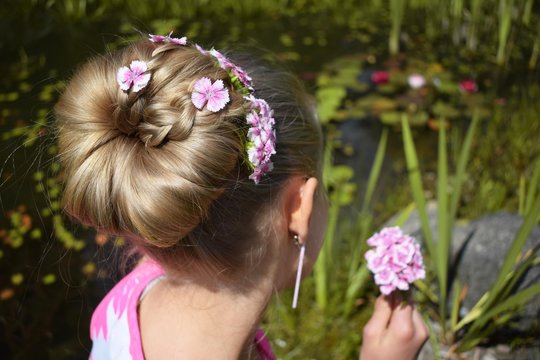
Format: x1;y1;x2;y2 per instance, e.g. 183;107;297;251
401;115;435;265
450;279;462;331
449;111;479;225
11;273;24;286
344;265;370;315
408;111;429;126
436;119;449;327
436;80;459;94
327;165;354;185
380;111;400;125
361;128;388;214
432;101;461;118
336;183;357;206
356;95;398;112
525;155;540;213
392;203;417;227
42;273;56;285
317;86;347;123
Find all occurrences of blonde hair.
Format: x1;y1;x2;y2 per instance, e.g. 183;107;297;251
55;39;322;279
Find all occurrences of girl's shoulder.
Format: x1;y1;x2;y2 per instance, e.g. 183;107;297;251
89;260;166;360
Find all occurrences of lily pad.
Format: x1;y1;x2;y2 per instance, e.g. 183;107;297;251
327;165;354;185
334;108;367;122
317;86;347;123
435;79;459;95
381;110;429;126
380;111;401;125
432;101;461;118
377;84;398;94
335;182;357;206
408;111;429;126
356;95;398;112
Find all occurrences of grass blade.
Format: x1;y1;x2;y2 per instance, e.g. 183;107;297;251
344;265;370;315
523;0;533;25
401;115;435;266
393;202;417;227
450;279;462;332
525;155;540;213
449;110;480;223
314;190;341;309
389;0;406;55
496;0;513;65
361;127;388;215
424;313;443;360
436;119;449;329
519;175;526;214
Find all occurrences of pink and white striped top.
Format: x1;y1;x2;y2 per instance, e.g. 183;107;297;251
89;260;275;359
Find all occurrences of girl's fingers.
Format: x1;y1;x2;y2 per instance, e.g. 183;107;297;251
363;295;393;337
412;307;429;340
388;300;415;341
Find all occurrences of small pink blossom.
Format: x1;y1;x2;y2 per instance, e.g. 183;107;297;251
191;77;230;112
117;60;151;92
408;74;426;89
245;96;276;183
365;227;425;295
371;71;390;84
195;44;209;55
148;32;187;46
209;49;236;70
459;79;478;93
208;49;253;89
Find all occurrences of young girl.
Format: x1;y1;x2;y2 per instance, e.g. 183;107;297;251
54;34;427;359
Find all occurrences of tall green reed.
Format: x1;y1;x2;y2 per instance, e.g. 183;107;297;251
529;24;540;69
451;0;464;45
389;0;407;55
467;0;484;51
497;0;514;65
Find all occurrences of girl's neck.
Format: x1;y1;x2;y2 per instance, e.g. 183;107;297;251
138;268;275;359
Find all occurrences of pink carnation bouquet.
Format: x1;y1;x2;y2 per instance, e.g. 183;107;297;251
365;227;425;295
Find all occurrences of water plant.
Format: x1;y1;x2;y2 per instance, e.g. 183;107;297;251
401;113;540;354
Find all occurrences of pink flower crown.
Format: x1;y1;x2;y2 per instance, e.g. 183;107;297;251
116;33;276;184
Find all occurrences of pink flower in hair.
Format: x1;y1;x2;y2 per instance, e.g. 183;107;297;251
249;161;274;184
148;34;167;43
148;32;187;45
365;227;425;295
209;49;236;70
208;49;253;89
245;96;276;183
117;60;151;92
191;77;230;112
195;44;209;55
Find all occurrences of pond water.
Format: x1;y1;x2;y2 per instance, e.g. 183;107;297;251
1;2;539;358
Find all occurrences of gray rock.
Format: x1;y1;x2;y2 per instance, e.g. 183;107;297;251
456;212;540;330
417;338;540;360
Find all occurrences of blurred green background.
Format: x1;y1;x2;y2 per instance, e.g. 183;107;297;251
1;0;539;359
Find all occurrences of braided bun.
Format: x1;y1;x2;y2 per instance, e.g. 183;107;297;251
55;41;246;247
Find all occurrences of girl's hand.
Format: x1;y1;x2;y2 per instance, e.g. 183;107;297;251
359;294;428;360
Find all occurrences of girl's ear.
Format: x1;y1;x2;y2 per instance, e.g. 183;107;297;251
284;176;319;244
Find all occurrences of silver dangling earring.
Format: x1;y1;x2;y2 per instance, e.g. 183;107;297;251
292;234;305;309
